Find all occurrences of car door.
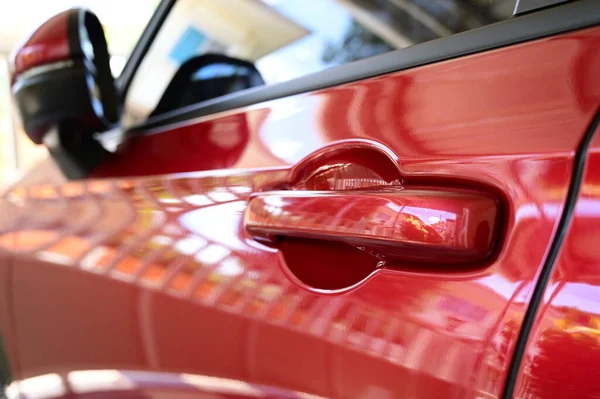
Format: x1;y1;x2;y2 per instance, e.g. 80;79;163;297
2;1;600;398
509;109;600;398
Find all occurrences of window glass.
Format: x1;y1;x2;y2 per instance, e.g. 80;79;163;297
123;0;517;126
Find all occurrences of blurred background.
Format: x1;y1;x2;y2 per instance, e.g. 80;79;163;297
0;0;516;187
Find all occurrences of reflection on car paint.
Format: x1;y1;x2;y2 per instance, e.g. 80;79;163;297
0;164;563;397
3;26;600;399
514;131;600;399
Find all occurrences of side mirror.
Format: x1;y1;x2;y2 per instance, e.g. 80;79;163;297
150;54;265;118
10;8;119;178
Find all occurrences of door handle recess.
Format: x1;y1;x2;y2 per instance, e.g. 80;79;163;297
244;189;499;264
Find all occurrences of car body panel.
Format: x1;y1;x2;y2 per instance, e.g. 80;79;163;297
513;126;600;399
94;27;600;178
2;22;600;399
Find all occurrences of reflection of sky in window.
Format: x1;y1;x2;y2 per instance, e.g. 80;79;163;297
257;0;352;84
194;64;237;80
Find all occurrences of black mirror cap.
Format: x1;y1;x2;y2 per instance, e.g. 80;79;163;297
10;8;119;144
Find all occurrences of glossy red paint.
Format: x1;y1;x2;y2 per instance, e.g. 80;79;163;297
96;114;252;177
513;127;600;399
245;189;499;264
0;152;567;397
244;139;500;270
10;11;71;81
2;26;600;399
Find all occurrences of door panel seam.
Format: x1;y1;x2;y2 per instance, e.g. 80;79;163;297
502;108;600;398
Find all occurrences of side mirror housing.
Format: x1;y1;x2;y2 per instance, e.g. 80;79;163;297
10;8;119;177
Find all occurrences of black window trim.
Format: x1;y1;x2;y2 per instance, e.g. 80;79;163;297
115;0;176;102
123;0;600;134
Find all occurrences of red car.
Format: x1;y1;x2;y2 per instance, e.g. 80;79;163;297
2;0;600;397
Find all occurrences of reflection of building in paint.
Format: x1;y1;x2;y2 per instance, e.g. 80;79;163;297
168;26;222;64
1;169;519;397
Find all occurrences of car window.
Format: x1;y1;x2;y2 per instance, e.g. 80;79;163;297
122;0;517;127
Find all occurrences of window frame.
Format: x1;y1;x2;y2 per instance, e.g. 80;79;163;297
115;0;177;102
119;0;600;134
